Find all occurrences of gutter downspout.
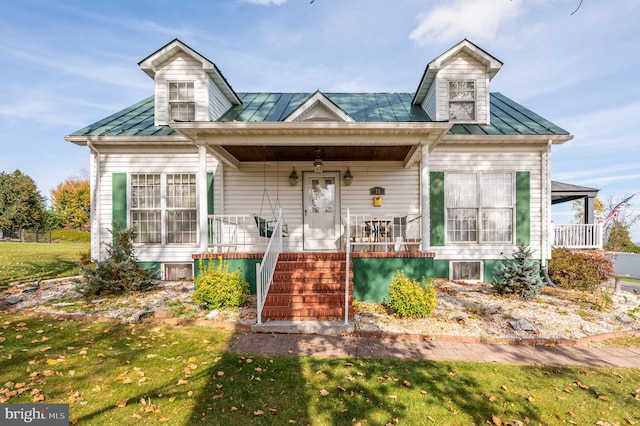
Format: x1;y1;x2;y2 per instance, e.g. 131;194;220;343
87;138;101;261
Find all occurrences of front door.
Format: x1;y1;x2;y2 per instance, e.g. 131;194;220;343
303;172;340;250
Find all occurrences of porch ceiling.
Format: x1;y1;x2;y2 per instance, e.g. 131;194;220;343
222;145;413;162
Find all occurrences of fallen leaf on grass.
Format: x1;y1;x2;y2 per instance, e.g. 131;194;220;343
254;410;264;416
320;389;329;396
116;399;129;408
158;416;170;422
597;395;610;401
388;395;397;400
176;379;188;386
492;415;502;425
403;380;411;387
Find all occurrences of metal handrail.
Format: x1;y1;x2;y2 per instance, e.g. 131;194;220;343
344;209;351;324
256;209;283;325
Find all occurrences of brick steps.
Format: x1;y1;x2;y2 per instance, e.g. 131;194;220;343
262;253;354;322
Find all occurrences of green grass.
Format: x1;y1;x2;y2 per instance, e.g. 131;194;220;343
1;313;639;425
0;241;89;287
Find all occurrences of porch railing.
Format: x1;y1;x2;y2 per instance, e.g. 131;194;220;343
344;214;422;253
256;209;284;325
552;223;603;250
208;214;266;252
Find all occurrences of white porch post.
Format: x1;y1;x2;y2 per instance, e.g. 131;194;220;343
420;142;430;252
198;143;209;253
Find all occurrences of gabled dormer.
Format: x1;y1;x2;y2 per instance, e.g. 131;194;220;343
285;91;355;122
138;39;241;126
412;39;502;125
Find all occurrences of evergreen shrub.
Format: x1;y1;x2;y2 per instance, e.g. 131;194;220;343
492;245;545;298
548;248;614;292
76;226;156;297
384;270;437;317
193;259;250;309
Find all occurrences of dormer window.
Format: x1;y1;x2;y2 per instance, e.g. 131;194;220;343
169;82;195;121
448;81;475;121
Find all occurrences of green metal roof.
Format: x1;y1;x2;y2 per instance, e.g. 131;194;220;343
68;92;569;137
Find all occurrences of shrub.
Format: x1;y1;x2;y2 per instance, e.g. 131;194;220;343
548;248;614;292
492;245;545;298
193;259;250;309
384;271;437;317
76;226;156;298
51;229;90;243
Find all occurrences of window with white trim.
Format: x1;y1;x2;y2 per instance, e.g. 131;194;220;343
130;173;197;245
131;174;161;244
446;172;514;243
166;174;197;244
169;82;195;121
451;261;482;281
448;81;475;121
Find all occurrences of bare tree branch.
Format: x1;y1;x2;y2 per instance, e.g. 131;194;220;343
571;0;584;15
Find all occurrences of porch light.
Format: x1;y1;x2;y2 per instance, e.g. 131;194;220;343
343;168;353;186
288;167;299;186
313;149;323;174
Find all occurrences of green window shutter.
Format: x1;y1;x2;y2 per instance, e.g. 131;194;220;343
207;172;214;215
516;171;530;246
112;173;127;230
430;171;445;246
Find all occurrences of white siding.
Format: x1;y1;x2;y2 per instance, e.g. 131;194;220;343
433;52;490;124
208;79;232;121
154;52;232;125
421;81;437;120
429;144;545;260
95;145;220;265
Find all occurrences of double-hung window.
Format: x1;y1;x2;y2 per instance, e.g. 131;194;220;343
130;173;197;245
446;172;514;243
166;174;197;244
169;82;195;121
131;174;161;244
448;81;475;121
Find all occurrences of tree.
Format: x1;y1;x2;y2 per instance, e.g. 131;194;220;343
571;197;605;224
603;195;640;253
0;170;46;231
492;245;545;299
50;173;90;229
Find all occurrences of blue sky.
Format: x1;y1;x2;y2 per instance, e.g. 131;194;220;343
1;0;639;239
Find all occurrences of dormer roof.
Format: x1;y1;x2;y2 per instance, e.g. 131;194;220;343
138;38;241;105
412;39;503;105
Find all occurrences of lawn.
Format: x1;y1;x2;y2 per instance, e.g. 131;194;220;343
0;241;89;287
1;313;638;425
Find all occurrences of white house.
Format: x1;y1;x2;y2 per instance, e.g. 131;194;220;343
65;39;576;322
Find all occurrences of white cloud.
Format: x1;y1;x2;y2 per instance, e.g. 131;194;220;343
410;0;524;45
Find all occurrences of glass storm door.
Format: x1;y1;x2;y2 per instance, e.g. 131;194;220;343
303;172;340;250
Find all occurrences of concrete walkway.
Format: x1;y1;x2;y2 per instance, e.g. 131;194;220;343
231;333;640;367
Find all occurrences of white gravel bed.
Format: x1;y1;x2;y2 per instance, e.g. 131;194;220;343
2;278;639;341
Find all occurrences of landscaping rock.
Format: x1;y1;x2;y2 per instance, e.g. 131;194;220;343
4;296;24;305
51;302;75;308
205;309;221;320
616;314;635;324
510;319;537;333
